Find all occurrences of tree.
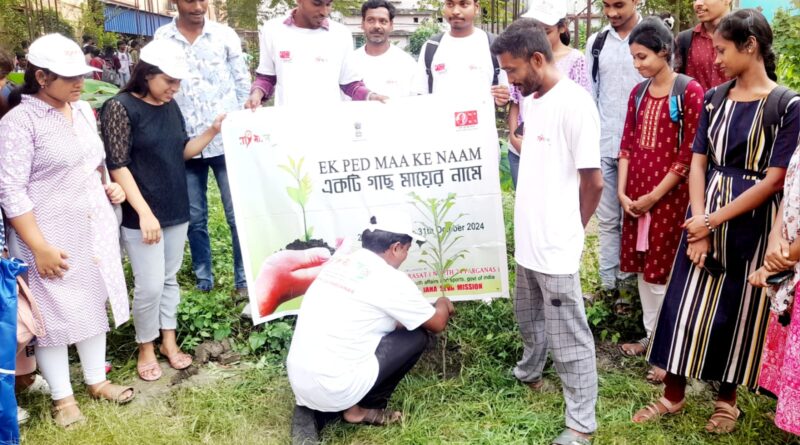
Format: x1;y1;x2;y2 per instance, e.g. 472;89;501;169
773;7;800;90
0;0;29;51
78;0;118;49
406;20;442;57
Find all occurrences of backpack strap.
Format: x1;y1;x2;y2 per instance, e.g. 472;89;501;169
670;74;692;146
708;80;735;124
424;33;444;94
763;85;799;128
676;30;693;74
591;30;609;85
633;79;651;119
486;32;500;86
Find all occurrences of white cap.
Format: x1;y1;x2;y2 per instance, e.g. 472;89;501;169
27;34;100;77
367;209;425;243
139;39;192;80
522;0;568;26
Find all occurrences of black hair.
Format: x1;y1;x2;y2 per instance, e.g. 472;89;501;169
82;34;92;43
717;9;777;81
490;18;553;62
629;16;675;61
119;60;163;96
117;40;127;49
7;63;56;110
103;45;115;58
130;40;140;49
557;18;570;46
361;0;396;20
361;215;412;254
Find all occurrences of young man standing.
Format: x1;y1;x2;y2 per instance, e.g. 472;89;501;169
288;212;454;442
154;0;252;296
585;0;642;302
413;0;510;107
245;0;386;108
674;0;731;91
351;0;417;98
493;19;603;445
116;41;131;87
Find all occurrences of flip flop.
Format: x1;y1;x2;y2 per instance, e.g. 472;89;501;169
705;401;741;434
619;337;649;357
159;345;193;370
52;401;86;429
646;367;666;385
632;397;685;423
137;360;163;382
88;380;136;404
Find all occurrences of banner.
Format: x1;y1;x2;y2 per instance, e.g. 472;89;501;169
221;95;509;324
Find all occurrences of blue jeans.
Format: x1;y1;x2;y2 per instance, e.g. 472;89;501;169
508;150;520;189
185;155;246;290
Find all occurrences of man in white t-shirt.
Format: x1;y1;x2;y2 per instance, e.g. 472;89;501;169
245;0;387;107
413;0;510;107
116;41;131;87
492;19;603;445
287;211;454;442
350;0;417;98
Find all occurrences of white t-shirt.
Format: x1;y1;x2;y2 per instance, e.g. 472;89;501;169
413;29;508;100
287;248;436;412
117;51;131;75
514;78;601;275
351;45;417;98
257;17;361;106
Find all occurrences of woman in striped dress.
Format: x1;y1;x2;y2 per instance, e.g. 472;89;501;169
632;10;800;433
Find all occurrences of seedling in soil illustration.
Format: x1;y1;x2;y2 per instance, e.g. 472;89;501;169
279;156;314;242
409;192;469;298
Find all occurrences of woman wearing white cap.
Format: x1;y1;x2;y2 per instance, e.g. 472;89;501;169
100;39;225;382
0;33;135;428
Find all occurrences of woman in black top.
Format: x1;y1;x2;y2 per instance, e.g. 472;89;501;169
101;39;224;382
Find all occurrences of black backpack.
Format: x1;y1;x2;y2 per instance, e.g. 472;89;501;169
708;81;799;129
675;29;693;74
632;74;693;146
423;32;501;94
590;29;609;85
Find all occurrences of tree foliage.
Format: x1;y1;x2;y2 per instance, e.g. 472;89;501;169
773;7;800;91
406;20;442;57
78;0;118;49
0;0;29;51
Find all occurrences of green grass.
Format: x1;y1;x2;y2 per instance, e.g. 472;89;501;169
17;175;800;444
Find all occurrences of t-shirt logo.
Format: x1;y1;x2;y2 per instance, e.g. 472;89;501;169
279;50;291;61
435;63;446;73
454;110;478;128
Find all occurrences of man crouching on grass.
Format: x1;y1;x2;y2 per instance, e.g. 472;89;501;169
491;18;603;445
287;210;455;444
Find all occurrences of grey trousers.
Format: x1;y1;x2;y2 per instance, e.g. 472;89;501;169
513;265;598;434
597;156;624;290
122;222;188;344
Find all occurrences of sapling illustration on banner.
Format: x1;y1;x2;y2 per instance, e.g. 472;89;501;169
409;192;469;298
279;156;314;242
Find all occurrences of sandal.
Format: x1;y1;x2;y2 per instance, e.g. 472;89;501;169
613;297;632;316
705;401;740;434
137;360;163;382
551;428;592;445
619;338;649;356
88;380;135;404
159;346;193;370
351;408;402;426
646;367;666;385
52;400;86;428
632;397;685;423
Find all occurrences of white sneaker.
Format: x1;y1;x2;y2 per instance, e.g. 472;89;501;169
17;406;30;425
22;375;50;396
241;303;252;319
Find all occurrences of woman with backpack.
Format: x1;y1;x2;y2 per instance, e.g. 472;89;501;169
615;17;704;384
633;10;800;434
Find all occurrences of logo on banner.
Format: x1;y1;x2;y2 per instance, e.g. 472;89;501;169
239;130;270;148
434;63;446;73
279;50;291;61
455;110;478;129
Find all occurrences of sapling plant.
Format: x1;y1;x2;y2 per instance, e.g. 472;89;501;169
409;192;469;298
279;157;314;242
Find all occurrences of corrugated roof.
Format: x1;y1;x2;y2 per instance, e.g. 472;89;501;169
104;4;172;36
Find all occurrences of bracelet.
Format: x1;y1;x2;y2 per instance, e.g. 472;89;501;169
704;213;716;232
366;92;374;101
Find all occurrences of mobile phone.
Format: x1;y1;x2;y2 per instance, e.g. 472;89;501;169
701;256;725;277
766;269;794;286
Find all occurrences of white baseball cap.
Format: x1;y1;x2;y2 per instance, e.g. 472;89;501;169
27;34;100;77
139;39;192;80
522;0;568;26
367;209;425;243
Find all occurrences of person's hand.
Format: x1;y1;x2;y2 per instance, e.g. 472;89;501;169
491;85;510;107
255;248;332;317
139;213;162;245
619;193;638;218
435;296;455;315
32;244;69;279
244;90;264;111
686;237;711;267
630;193;657;215
748;266;771;288
104;182;126;204
764;236;797;272
368;92;389;103
683;214;711;243
210;113;227;133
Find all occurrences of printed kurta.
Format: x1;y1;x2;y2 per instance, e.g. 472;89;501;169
618;80;703;284
647;87;800;388
0;95;129;347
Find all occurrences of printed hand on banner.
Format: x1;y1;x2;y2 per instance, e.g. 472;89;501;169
255;247;332;317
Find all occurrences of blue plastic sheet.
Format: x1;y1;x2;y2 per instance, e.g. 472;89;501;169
0;258;26;445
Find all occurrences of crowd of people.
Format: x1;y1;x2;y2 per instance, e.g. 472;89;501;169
1;0;799;444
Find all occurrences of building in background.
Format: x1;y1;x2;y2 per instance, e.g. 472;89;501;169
340;0;438;49
737;0;794;22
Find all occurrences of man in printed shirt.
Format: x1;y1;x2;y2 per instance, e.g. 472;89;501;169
584;0;643;303
674;0;731;91
154;0;251;297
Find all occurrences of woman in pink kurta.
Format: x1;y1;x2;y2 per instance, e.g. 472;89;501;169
0;33;133;427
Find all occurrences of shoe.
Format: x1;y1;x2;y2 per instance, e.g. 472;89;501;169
21;374;50;396
195;281;213;292
291;405;320;445
17;406;30;425
241;303;252;319
234;287;249;302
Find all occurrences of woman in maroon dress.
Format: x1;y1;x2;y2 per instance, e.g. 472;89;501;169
616;17;703;382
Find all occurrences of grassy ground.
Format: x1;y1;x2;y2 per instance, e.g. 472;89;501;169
17;180;800;445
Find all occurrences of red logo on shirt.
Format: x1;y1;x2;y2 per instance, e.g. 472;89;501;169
454;111;478;128
434;63;446;72
279;51;291;61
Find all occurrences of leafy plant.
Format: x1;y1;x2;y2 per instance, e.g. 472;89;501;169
6;73;119;109
406;20;442;58
410;192;469;298
773;7;800;91
177;290;236;351
279;156;314;242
